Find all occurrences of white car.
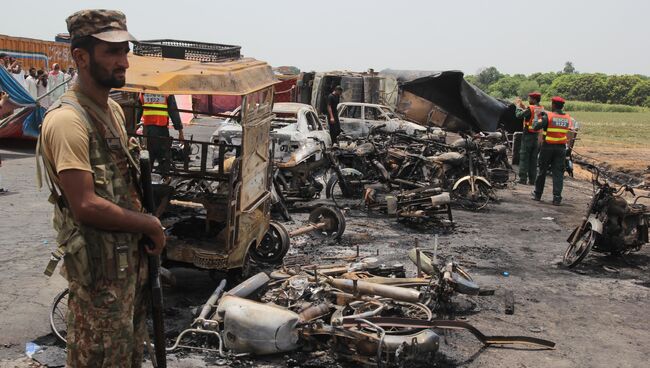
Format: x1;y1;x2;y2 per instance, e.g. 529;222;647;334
337;102;444;140
210;102;331;164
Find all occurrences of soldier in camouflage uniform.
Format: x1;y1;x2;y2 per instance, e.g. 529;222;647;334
38;10;166;368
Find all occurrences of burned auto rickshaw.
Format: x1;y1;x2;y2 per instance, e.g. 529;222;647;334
117;42;290;276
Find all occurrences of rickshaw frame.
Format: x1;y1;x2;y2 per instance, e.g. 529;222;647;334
116;53;281;273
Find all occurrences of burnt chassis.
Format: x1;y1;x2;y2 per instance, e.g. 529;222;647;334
126;87;280;272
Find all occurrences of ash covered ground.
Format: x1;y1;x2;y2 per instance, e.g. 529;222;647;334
1;125;649;368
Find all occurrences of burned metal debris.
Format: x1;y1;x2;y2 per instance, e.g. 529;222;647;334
167;251;555;367
318;125;514;219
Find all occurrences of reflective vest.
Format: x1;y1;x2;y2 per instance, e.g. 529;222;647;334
525;105;544;133
141;93;169;126
38;90;142;286
544;112;571;145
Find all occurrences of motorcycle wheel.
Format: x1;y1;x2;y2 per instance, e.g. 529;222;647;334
563;226;596;268
250;221;290;265
452;180;491;211
326;174;364;209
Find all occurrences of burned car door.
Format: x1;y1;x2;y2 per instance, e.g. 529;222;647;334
230;86;274;267
364;105;389;131
305;110;332;148
338;104;367;137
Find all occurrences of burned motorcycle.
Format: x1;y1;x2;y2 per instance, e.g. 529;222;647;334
382;133;495;210
564;165;650;268
273;135;330;203
429;136;495;210
476;131;513;186
325;126;392;208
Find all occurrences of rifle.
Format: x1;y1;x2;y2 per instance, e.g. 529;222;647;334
139;151;167;368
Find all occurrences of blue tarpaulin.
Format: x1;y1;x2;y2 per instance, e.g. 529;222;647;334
0;66;45;137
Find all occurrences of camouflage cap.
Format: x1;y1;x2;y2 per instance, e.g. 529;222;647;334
66;9;136;42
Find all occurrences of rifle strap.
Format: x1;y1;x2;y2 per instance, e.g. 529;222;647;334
44;244;66;277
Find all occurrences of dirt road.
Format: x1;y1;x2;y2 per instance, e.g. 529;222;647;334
1;133;648;368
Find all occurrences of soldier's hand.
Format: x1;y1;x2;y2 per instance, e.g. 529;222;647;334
144;216;166;255
178;130;185;141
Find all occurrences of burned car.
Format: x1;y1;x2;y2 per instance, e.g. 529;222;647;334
210;103;334;204
338;102;445;141
211;102;331;162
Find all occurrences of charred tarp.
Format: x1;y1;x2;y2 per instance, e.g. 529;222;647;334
380;69;513;133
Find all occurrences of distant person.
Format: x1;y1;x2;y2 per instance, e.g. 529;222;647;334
67;66;78;86
0;53;8;68
47;63;67;102
9;60;26;89
327;85;343;141
25;67;39;98
515;92;544;185
36;70;50;108
532;96;572;205
137;93;184;170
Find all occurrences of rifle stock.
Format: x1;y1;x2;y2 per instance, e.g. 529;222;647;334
139;151;167;368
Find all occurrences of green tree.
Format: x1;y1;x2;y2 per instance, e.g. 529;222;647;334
488;75;526;99
465;74;478;86
626;79;650;106
549;74;608;102
529;72;558;95
467;68;648;106
605;75;643;104
517;80;541;98
562;61;576;74
475;67;503;90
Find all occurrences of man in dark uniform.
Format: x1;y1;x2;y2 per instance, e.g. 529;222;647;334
515;92;544;185
326;85;343;142
532;96;572;205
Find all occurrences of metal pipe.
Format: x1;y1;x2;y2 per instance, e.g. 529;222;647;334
166;328;225;356
169;199;204;208
328;279;422;303
197;279;227;321
288;222;326;237
226;272;270;298
345;305;385;321
298;303;331;322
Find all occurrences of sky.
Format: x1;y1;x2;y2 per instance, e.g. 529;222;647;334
2;0;649;76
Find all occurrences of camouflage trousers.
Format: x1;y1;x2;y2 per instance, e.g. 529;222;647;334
66;252;148;368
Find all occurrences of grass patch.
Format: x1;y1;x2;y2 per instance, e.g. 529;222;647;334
572;111;650;147
539;100;647;113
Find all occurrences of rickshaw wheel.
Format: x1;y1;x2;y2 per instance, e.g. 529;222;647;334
308;206;346;240
250;221;290;264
